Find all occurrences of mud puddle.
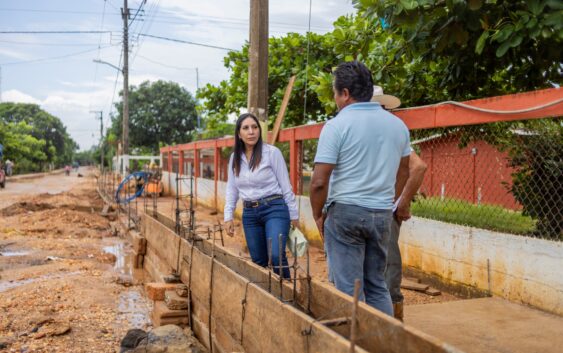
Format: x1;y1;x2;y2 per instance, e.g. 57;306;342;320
0;250;32;257
0;270;82;293
103;238;151;330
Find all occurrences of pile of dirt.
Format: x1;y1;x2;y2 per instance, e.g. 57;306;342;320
0;202;55;217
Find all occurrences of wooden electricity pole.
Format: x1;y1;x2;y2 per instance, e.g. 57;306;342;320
122;0;130;155
248;0;269;139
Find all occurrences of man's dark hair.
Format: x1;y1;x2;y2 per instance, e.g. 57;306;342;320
333;61;374;102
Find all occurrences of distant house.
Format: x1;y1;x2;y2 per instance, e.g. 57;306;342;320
415;134;521;210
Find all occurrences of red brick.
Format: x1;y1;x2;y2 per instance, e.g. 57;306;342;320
145;282;179;301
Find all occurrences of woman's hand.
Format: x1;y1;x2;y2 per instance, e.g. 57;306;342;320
225;220;235;237
291;220;300;229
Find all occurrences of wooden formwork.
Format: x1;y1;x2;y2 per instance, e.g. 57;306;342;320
141;213;463;353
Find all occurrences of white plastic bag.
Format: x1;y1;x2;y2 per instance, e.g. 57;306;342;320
287;226;308;257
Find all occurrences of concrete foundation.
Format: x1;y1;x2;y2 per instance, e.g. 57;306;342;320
400;218;563;316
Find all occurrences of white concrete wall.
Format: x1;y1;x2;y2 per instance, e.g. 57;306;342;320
400;217;563;315
163;173;319;243
162;171;563;315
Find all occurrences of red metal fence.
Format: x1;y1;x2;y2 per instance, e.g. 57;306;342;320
161;88;563;239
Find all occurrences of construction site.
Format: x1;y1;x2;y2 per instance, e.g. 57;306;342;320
1;86;562;352
1;1;563;352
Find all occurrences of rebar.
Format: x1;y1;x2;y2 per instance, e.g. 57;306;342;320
268;238;272;293
278;234;283;300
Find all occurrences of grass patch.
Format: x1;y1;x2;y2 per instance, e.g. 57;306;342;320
411;197;536;235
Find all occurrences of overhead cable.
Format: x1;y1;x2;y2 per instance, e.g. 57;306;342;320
0;44;117;65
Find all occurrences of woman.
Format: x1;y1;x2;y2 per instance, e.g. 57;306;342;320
224;113;299;278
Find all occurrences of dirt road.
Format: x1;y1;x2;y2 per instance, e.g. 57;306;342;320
0;169;151;352
0;171;83;209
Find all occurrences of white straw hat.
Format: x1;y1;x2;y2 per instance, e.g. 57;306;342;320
371;85;401;109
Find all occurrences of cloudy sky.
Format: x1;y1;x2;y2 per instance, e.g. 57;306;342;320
0;0;356;150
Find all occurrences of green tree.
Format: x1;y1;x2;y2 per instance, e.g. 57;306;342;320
110;80;198;154
197;32;340;135
507;119;562;239
351;0;562;102
0;120;47;173
0;102;76;171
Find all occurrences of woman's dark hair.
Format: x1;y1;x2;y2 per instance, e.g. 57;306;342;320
232;113;263;177
333;61;374;102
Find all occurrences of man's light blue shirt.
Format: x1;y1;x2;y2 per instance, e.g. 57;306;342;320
314;102;411;210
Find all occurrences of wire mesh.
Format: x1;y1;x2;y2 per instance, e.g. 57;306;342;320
409;118;562;240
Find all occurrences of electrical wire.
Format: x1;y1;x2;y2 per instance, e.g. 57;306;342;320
0;30;113;34
0;39;109;47
129;0;161;66
0;44;117;65
138;33;235;51
92;0;110;93
135;54;195;70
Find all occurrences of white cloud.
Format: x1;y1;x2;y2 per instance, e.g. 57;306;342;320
2;89;41;104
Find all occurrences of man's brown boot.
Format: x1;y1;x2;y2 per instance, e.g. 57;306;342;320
393;302;404;322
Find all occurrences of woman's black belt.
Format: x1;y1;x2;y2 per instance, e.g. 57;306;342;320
243;194;283;208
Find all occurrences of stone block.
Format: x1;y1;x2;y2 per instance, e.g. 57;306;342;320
165;290;189;310
176;284;189;297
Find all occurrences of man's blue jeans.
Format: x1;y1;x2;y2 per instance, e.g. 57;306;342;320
324;202;393;316
242;198;291;278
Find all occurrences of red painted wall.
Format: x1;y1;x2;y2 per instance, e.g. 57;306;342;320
419;136;521;210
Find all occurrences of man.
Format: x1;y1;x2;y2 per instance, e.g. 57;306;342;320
310;61;411;316
371;86;428;321
5;159;13;176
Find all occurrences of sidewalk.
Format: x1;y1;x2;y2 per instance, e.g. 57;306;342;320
405;297;563;353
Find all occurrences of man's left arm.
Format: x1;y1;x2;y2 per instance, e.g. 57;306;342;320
396;152;427;221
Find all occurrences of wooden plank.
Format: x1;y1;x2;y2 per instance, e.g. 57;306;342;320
401;279;430;292
425;288;442;296
269;75;296;144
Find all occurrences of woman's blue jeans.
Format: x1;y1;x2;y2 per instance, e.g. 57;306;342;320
242;198;291;278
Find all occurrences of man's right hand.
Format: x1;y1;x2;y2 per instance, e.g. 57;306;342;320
225;220;235;237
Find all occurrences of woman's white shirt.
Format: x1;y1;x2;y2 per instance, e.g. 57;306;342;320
224;143;298;221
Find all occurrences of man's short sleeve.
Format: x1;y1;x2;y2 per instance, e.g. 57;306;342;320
314;122;340;164
402;128;411;157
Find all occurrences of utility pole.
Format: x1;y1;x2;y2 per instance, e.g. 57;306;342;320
121;0;130;156
91;111;104;169
248;0;269;140
0;66;2;102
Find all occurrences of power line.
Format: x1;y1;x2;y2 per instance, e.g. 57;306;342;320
128;0;147;27
93;0;109;89
0;8;332;31
0;30;114;34
138;33;235;51
135;54;195;70
0;8;121;15
0;44;117;66
130;0;161;66
0;39;111;47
